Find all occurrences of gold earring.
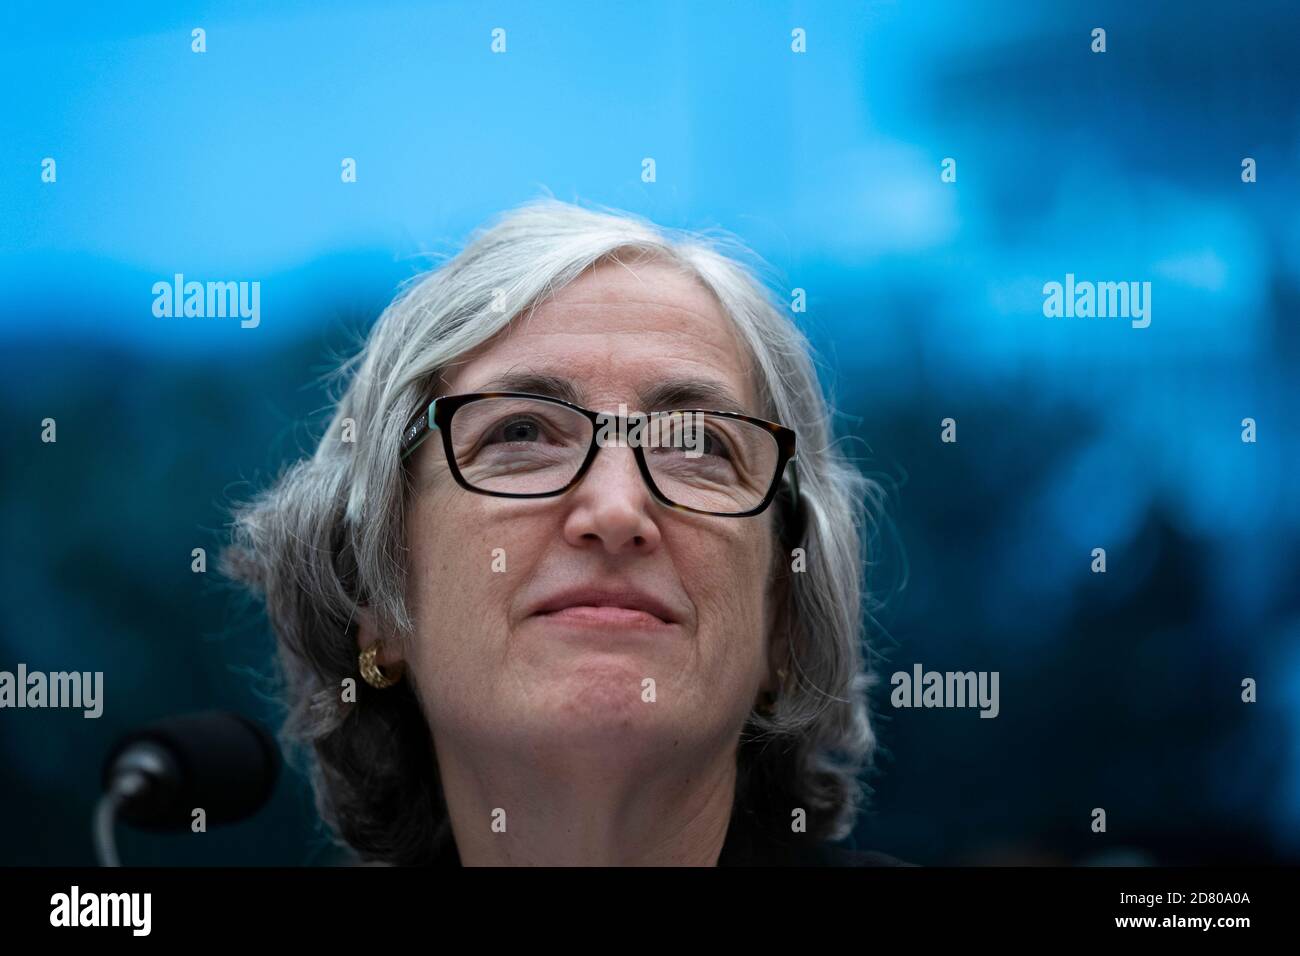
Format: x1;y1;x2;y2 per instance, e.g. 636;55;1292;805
359;641;404;689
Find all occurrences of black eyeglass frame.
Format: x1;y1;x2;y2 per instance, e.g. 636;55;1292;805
399;390;800;519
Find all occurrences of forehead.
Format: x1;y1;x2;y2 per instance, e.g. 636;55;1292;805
440;258;760;414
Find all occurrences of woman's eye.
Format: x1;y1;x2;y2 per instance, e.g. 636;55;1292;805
489;418;541;443
700;430;732;459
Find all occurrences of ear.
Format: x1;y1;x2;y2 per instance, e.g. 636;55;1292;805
765;619;791;694
354;605;406;667
761;545;793;694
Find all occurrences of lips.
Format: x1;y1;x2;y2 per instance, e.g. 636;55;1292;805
530;586;680;625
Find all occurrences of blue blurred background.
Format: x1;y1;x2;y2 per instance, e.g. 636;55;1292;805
2;0;1297;865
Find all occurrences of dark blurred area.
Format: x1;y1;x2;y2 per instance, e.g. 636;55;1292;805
2;0;1297;865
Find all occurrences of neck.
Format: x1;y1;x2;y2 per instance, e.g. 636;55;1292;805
433;735;738;866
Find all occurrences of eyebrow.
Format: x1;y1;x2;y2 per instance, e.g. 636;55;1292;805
470;371;749;415
473;371;585;405
639;378;748;415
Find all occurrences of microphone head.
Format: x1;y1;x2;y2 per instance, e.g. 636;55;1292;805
101;710;281;831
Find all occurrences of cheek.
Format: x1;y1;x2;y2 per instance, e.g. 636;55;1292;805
681;523;776;660
403;491;522;681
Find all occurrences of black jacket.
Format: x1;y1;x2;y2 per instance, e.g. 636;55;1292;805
426;810;909;867
716;816;908;867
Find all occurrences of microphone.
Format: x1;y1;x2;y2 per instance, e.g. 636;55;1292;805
95;710;281;865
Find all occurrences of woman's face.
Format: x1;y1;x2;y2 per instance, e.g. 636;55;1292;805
397;259;782;768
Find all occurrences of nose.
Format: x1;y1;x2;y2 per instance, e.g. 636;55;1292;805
560;443;662;555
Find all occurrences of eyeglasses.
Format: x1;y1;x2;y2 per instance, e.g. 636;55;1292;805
399;391;799;519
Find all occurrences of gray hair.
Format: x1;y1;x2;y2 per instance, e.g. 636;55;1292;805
223;198;885;863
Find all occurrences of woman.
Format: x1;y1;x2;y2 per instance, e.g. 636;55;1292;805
224;199;899;866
